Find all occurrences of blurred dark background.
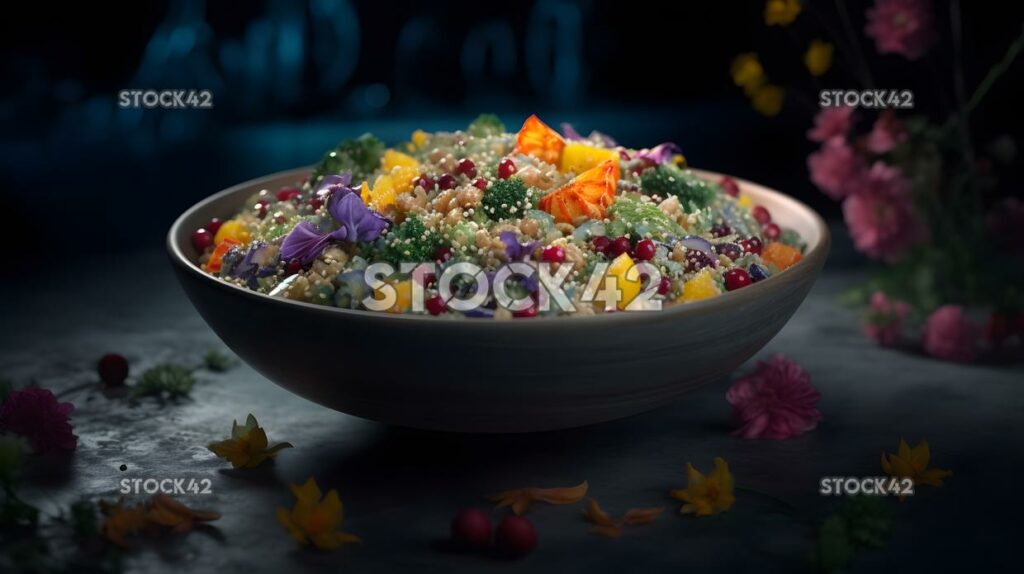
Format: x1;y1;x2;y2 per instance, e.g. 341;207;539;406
1;1;1021;267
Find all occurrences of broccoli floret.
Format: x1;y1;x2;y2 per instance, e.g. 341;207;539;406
467;113;506;137
309;133;385;187
133;364;196;399
384;216;442;263
481;177;534;221
606;196;683;239
639;164;717;210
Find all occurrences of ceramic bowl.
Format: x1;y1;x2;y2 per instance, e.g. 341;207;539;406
168;167;829;432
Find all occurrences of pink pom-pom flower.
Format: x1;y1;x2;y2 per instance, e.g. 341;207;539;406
725;355;822;440
922;305;981;363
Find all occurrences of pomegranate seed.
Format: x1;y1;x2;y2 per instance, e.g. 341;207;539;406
438;174;457;190
738;236;763;255
541;245;566;263
710;223;732;238
456;158;477;179
425;295;447;316
685;250;717;272
286;259;302;275
658;275;672;295
724;268;753;291
752;206;771;225
276;187;301;202
191;228;214;252
495;515;537;558
205;218;224;235
472;178;488;190
719;176;740;197
714;242;742;261
498;158;517;180
450;508;491;549
513;303;537;318
763;223;781;241
591;236;611;254
610;236;632;257
416;175;435;191
255;200;269;219
309;196;323;210
634;238;656;261
97;353;129;387
433;246;453;263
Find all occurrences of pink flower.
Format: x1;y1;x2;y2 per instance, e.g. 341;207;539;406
808;137;865;200
922;305;981;363
0;387;77;453
725;354;822;440
842;162;921;261
865;110;908;154
863;291;910;346
865;0;936;60
807;106;854;142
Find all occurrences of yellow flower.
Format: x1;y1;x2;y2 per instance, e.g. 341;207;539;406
277;477;361;550
207;414;292;469
670;457;736;516
804;39;834;77
881;439;952;488
751;84;786;117
764;0;801;26
730;53;765;95
145;494;221;534
100;499;149;547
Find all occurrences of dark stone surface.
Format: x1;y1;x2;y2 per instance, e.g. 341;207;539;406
3;249;1022;572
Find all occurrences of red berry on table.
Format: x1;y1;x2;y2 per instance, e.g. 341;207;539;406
610;236;632;257
752;206;771;225
738;236;763;255
205;218;224;235
276;187;301;202
723;268;753;291
451;508;491;550
495;515;536;558
541;245;566;263
191;228;214;252
634;238;656;261
498;158;517;180
658;275;672;295
472;178;489;190
762;223;781;241
438;173;457;190
591;236;611;255
425;295;447;316
456;158;477;179
97;354;129;387
719;176;740;197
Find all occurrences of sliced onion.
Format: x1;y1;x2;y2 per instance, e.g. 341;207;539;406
677;235;713;256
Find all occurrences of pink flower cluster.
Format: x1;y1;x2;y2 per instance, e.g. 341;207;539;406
725;354;822;440
865;0;936;61
807;107;923;261
863;291;910;346
0;387;77;453
922;305;981;363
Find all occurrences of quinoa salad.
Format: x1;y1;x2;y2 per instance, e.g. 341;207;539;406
190;114;806;318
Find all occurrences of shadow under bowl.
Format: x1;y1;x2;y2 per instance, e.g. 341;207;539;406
168;167;830;432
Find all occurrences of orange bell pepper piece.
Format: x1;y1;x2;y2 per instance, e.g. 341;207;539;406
205;238;240;273
514;114;565;166
762;241;803;271
537;159;620;223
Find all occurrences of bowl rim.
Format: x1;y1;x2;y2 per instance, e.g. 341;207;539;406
168;166;830;329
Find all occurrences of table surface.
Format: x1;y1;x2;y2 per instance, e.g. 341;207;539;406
3;245;1022;573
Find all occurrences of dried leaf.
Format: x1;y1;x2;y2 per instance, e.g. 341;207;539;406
623;507;664;525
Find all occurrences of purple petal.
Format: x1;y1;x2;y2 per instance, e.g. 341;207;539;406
593;131;618;148
498;231;537;261
636;142;681;165
328;192;390;243
560;122;584;141
281;220;332;264
316;173;353;195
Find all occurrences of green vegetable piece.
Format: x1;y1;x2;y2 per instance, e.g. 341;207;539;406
309;133;385;187
203;349;237;373
640;164;717;210
481;177;533;221
133;364;196;399
384;216;442;263
606;196;683;239
467;113;506;137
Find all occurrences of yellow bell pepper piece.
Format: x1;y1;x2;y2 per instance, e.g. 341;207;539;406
559;142;620;175
680;271;720;302
383;149;419;171
213;219;251;245
606;252;642;310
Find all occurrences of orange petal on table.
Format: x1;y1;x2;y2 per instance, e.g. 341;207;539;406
583;498;618;527
490;481;589;515
514;114;565;166
589;524;624;538
623;507;665;525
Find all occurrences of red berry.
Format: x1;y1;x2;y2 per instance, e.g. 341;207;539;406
724;268;753;291
416;175;435;191
610;236;632;257
205;218;224;235
191;228;214;252
433;246;454;263
684;250;716;272
472;178;489;190
426;295;447;316
658;275;672;295
438;173;457;190
451;508;491;550
738;236;763;255
710;224;732;238
752;206;771;225
495;516;536;558
498;158;517;180
286;259;302;275
97;354;129;387
719;176;740;197
762;223;781;241
591;236;611;254
255;200;270;219
309;196;323;210
541;245;566;263
276;187;301;202
456;158;477;179
634;238;656;261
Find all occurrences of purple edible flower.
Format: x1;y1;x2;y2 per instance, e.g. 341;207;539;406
281;173;390;264
592;130;618;148
635;142;682;165
560;122;618;148
560;122;584;141
498;231;538;261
